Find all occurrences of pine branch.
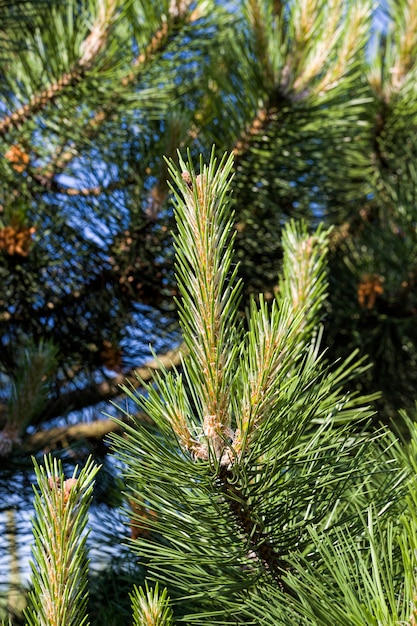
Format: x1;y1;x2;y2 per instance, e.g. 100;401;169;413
38;175;138;198
111;150;394;623
231;221;329;460
23;1;204;194
0;0;117;137
231;0;371;170
277;220;329;334
0;340;58;456
37;343;185;423
217;463;290;592
369;0;417;97
131;582;173;626
121;0;197;88
0;69;82;137
166;149;240;462
22;411;152;453
25;455;99;626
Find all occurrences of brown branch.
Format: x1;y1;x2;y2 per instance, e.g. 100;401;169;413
232;106;272;160
121;0;196;87
1;249;173;340
39;343;185;423
34;174;139;197
23;411;152;452
0;344;184;457
28;2;200;192
0;0;116;137
0;70;83;137
218;465;290;591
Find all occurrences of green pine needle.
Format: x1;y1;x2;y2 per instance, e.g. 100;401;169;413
131;581;174;626
25;455;100;626
110;149;404;623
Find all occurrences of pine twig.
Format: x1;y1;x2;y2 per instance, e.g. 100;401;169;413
131;582;173;626
25;455;100;626
0;0;117;136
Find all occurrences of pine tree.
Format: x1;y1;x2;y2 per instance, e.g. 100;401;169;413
2;0;417;622
25;152;417;625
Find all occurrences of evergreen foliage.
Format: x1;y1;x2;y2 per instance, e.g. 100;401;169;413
1;0;417;457
25;456;99;626
1;0;417;623
131;582;173;626
21;151;417;624
109;152;413;624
